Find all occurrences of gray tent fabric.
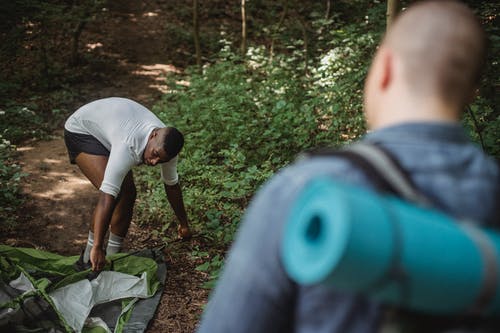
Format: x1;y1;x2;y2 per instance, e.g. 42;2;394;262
50;271;150;331
0;246;167;333
87;249;168;332
122;260;167;331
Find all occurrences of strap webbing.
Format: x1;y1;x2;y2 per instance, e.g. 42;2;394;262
303;142;430;206
344;143;432;206
460;222;498;314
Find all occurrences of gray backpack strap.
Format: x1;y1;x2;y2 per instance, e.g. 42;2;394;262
302;142;431;206
343;143;432;207
459;222;499;315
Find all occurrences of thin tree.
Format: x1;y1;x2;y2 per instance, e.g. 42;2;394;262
269;0;288;63
296;13;309;76
193;0;201;69
241;0;247;56
70;20;87;66
325;0;331;20
386;0;400;30
70;0;101;66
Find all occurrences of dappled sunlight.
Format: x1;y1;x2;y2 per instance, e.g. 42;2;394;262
143;12;158;17
133;63;180;77
148;84;169;93
86;42;103;50
131;63;181;93
17;146;34;152
73;239;87;246
42;158;62;164
18;134;96;207
175;79;190;87
30;171;94;200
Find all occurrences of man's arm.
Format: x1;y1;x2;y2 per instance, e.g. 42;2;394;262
90;191;117;271
164;182;191;239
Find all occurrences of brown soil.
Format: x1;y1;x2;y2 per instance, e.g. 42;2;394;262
1;1;210;332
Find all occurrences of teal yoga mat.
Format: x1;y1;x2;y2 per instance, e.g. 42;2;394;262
281;178;500;315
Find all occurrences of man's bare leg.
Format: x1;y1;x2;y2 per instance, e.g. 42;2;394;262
74;153;136;258
106;172;136;254
74;153;107;263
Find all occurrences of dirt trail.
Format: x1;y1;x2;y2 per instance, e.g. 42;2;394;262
1;1;208;332
6;135;95;253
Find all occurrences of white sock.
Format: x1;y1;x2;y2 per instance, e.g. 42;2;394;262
106;232;124;255
83;231;94;263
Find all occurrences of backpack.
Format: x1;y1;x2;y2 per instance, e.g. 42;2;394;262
302;142;500;333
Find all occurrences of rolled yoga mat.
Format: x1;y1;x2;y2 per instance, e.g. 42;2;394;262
281;178;500;315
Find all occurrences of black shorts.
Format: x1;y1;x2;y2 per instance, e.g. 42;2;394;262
64;129;110;164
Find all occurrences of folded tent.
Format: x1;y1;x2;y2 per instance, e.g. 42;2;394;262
0;245;167;333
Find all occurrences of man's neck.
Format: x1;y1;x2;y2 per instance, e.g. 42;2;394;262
370;95;461;131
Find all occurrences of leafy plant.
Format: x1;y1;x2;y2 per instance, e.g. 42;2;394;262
0;105;47;144
133;13;382;285
0;135;25;227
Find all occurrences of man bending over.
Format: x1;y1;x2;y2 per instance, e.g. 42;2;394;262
64;97;191;272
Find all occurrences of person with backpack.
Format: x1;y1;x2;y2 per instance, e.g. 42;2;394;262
196;1;500;332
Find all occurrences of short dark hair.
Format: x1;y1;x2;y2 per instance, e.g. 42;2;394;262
385;1;485;107
163;127;184;159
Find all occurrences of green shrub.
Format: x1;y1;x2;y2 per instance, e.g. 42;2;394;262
0;135;24;227
133;28;379;285
0;104;47;144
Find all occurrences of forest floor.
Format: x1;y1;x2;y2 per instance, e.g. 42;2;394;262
0;0;210;332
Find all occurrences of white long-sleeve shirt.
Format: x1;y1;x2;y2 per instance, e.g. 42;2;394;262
65;97;178;197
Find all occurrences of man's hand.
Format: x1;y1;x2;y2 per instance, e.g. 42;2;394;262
178;225;192;240
164;183;192;240
90;246;107;272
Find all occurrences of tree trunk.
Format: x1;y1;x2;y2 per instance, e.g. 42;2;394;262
269;0;288;63
297;15;309;76
70;20;86;66
386;0;399;30
193;0;201;69
325;0;331;20
241;0;247;56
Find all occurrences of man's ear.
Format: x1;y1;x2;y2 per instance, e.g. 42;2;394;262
379;48;393;91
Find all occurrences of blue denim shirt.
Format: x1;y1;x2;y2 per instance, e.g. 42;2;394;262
198;122;500;333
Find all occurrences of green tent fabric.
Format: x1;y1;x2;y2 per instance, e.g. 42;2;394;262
0;245;167;332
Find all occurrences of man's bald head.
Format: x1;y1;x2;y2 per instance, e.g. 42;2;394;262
384;1;485;108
